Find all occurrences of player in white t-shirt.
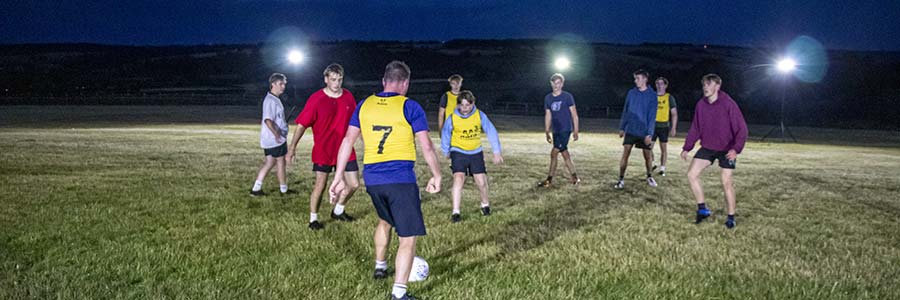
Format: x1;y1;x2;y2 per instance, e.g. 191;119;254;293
250;73;291;196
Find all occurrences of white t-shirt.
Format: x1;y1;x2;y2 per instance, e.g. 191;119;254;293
260;92;289;149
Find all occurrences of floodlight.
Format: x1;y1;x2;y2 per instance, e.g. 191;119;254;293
776;58;796;73
287;50;304;65
554;56;571;71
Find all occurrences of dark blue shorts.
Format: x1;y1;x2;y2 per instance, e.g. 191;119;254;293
623;134;651;149
313;160;359;173
450;151;487;176
263;143;287;158
694;147;736;169
366;183;426;237
552;131;571;151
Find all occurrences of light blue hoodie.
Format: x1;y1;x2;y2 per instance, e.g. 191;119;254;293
440;105;502;155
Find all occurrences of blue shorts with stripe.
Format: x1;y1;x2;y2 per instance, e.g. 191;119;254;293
366;183;426;237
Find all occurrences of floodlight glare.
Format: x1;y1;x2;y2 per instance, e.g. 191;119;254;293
287;50;304;65
554;56;571;70
777;58;796;73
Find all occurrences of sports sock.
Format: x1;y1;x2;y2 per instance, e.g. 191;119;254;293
391;283;408;298
375;260;388;270
310;213;318;223
334;204;345;215
280;184;288;193
546;176;553;182
571;173;577;178
452;209;460;215
698;203;707;210
618;176;624;181
481;202;490;208
252;180;263;192
647;172;652;178
727;214;735;221
660;165;666;171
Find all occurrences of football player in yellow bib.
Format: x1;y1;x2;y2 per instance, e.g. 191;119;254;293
436;74;463;131
650;77;678;176
329;61;441;300
439;90;503;223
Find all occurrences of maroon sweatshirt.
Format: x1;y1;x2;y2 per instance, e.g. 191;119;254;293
683;91;748;153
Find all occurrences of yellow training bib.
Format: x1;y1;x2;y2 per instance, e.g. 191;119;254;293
450;109;483;151
443;91;458;121
358;95;416;164
656;93;671;123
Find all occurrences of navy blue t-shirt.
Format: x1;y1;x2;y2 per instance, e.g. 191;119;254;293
544;91;575;133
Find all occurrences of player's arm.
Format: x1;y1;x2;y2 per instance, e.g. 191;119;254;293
286;124;307;163
329;126;361;201
437;93;448;130
264;119;282;143
437;108;446;131
570;104;579;141
481;113;503;164
416;130;442;193
670;107;678;137
544;109;552;143
440;116;453;157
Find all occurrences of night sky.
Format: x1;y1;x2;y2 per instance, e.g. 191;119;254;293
3;0;900;51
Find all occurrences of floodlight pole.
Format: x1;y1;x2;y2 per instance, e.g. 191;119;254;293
760;75;798;143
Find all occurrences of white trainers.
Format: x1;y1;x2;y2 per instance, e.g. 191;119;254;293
647;177;658;187
614;180;625;189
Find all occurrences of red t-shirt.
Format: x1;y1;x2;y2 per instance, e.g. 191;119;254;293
295;88;358;165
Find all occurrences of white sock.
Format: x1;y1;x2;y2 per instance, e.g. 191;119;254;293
391;284;408;298
280;184;288;193
452;209;460;215
481;202;490;208
334;204;346;215
252;180;263;192
310;213;318;223
660;165;666;171
375;260;388;270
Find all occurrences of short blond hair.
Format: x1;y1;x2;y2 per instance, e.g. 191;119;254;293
448;74;463;83
323;63;344;77
701;73;722;86
550;73;565;82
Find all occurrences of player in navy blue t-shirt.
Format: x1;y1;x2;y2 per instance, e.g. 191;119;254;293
538;73;581;187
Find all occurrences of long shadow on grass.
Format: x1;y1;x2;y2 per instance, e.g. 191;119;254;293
417;187;615;294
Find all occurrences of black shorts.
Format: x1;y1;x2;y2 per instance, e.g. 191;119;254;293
694;147;736;169
652;127;669;143
623;134;651;149
263;143;288;158
367;183;426;237
313;160;359;173
450;151;487;176
552;131;571;151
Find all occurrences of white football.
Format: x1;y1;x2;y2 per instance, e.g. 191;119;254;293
408;256;429;282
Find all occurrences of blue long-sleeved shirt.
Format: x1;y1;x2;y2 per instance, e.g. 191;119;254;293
441;106;502;155
619;87;658;137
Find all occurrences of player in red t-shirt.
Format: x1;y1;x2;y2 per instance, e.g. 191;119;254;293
286;63;360;230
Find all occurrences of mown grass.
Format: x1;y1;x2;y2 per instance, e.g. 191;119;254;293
1;106;899;299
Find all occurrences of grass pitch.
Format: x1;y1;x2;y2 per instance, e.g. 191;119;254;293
2;106;899;299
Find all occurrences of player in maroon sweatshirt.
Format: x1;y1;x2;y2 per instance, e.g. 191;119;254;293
681;74;748;229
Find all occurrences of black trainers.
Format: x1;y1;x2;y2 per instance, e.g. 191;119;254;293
481;206;491;216
451;214;461;223
373;268;390;280
390;293;418;300
250;189;265;197
331;211;355;222
537;179;552;188
308;221;324;230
